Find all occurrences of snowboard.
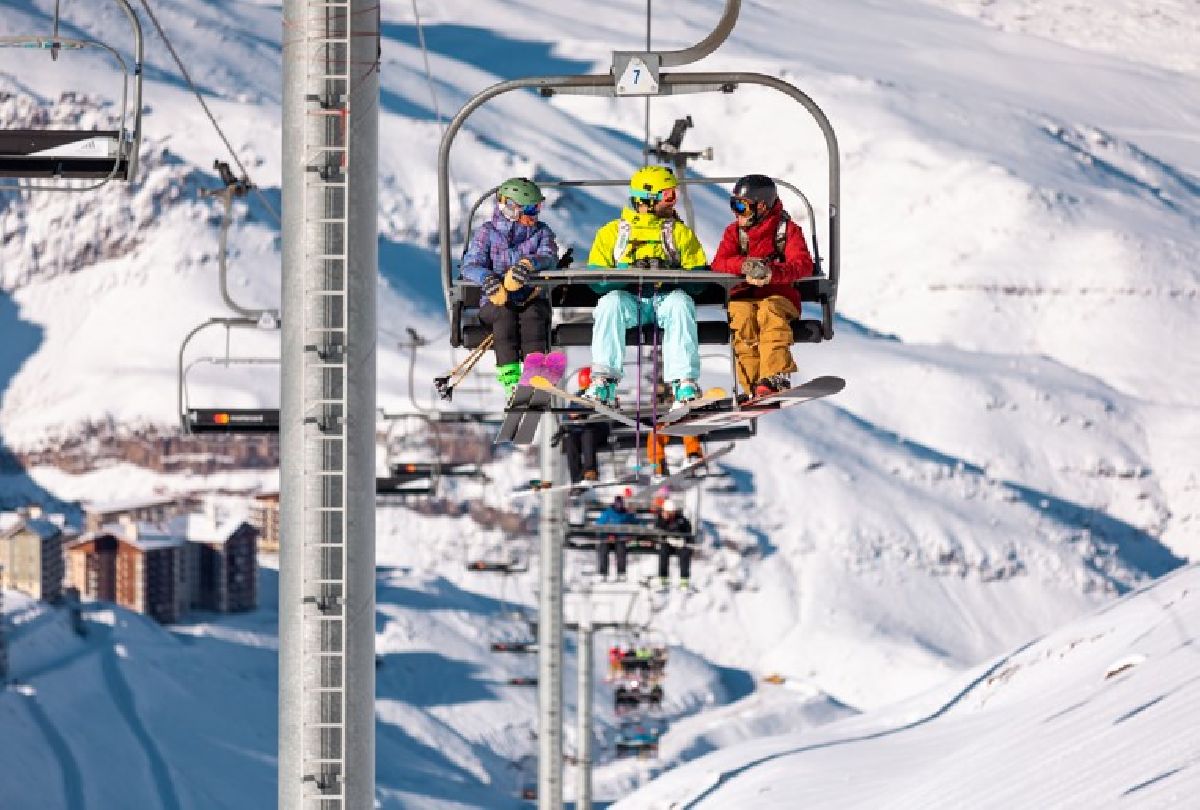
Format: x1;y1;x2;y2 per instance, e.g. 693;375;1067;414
657;375;846;437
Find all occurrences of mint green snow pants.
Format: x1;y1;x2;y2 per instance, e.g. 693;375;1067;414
590;289;700;383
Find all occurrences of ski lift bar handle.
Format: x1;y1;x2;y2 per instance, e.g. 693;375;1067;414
657;0;741;68
531;269;743;286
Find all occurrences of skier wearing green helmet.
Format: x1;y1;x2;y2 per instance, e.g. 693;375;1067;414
461;177;560;398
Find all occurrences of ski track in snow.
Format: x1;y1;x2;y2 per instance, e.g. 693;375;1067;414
98;636;183;810
18;692;87;810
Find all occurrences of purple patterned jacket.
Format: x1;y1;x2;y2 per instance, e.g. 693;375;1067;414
461;207;559;305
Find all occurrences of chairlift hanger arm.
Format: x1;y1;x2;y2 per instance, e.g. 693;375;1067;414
177;316;274;430
0;0;143;191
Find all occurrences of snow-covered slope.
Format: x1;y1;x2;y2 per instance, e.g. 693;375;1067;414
618;561;1200;809
1;0;1198;807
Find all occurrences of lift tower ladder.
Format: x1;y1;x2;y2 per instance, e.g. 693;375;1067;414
283;0;376;807
299;0;351;806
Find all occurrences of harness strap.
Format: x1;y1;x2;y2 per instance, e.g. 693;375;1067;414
613;218;681;265
738;210;791;262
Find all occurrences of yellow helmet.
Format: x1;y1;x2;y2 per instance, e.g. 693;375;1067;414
629;165;678;204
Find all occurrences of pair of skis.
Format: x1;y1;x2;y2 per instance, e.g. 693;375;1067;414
509;443;731;500
494;352;568;445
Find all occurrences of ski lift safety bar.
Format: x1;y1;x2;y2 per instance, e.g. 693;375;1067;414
438;70;841;320
0;0;143;190
461;176;822;275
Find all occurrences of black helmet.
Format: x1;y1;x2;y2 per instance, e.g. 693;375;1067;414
732;174;778;207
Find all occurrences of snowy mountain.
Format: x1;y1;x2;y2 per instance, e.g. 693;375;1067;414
1;0;1198;807
617;560;1200;809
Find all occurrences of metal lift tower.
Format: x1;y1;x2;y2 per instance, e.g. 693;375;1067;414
280;1;379;808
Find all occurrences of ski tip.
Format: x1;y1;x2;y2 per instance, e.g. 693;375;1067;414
528;375;553;389
704;387;728;399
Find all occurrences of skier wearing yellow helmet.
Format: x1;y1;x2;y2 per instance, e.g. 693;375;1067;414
583;165;708;405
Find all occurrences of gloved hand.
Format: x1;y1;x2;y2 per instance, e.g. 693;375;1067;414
481;273;507;305
742;257;772;286
504;257;535;291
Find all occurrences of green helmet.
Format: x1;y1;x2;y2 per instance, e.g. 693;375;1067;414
497;177;545;207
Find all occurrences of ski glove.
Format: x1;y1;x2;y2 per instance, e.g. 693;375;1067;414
481;273;507;305
742;257;772;286
504;257;535;291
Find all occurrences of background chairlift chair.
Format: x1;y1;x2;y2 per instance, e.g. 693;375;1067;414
0;0;143;190
375;411;490;497
178;317;281;435
465;533;532;574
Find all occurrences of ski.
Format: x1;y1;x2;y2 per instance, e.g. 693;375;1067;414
645;443;734;490
511;352;567;446
510;471;641;499
528;375;647;429
495;386;534;443
658;375;846;437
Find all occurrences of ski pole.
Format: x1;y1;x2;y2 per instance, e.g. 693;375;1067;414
435;335;493;400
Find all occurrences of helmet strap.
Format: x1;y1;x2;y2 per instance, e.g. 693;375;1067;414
498;198;521;222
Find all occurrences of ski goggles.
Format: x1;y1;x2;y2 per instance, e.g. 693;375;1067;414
629;186;677;205
500;196;542;216
729;195;755;215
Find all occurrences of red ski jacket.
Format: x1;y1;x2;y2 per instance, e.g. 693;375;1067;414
711;200;814;310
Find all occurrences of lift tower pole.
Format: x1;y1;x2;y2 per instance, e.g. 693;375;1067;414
280;2;379;809
538;411;565;809
575;590;594;810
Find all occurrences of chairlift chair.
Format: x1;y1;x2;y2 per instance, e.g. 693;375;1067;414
0;0;144;190
437;0;840;421
465;535;530;574
178;318;281;435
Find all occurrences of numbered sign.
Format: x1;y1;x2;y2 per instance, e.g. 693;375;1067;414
614;54;661;97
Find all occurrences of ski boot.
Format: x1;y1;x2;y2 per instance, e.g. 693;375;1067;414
753;373;790;399
672;378;700;404
497;362;522;402
583;375;619;406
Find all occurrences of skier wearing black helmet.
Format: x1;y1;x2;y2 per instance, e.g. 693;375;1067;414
711;174;814;398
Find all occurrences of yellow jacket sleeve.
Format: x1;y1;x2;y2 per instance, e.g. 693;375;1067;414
673;221;708;268
587;221;620;268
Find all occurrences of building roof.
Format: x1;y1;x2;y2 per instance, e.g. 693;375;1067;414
0;513;65;541
0;512;22;536
82;495;180;514
183;502;256;545
96;517;186;553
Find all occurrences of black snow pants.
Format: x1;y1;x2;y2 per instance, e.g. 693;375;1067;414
478;296;550;366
